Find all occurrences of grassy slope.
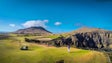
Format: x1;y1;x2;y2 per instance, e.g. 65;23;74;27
0;36;108;63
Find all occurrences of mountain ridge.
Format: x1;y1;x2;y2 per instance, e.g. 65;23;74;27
67;27;112;35
14;26;52;35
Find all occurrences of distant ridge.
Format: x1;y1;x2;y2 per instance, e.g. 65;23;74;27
0;32;8;34
71;27;111;34
14;27;52;35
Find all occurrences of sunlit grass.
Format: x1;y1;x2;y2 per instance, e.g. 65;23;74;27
0;38;107;63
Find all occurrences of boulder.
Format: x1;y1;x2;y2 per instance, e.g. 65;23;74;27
20;45;28;50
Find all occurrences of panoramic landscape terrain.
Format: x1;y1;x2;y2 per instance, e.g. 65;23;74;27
0;0;112;63
0;27;112;63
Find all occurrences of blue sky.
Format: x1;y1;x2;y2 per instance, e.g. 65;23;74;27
0;0;112;33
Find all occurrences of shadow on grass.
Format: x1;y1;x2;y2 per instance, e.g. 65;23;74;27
56;60;64;63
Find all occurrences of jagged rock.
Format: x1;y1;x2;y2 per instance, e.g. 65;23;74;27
68;27;112;49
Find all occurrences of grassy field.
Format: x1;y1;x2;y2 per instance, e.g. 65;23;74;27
0;35;108;63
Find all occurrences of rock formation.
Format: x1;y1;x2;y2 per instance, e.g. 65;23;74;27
24;27;112;49
69;27;112;49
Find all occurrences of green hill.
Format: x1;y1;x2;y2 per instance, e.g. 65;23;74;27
0;36;108;63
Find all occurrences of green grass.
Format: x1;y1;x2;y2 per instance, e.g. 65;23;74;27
0;37;108;63
46;33;72;39
46;34;60;39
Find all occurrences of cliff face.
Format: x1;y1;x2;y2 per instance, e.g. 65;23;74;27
70;27;112;49
23;27;112;49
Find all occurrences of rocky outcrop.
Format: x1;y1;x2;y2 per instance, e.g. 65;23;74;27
51;27;112;49
69;27;112;49
24;27;112;49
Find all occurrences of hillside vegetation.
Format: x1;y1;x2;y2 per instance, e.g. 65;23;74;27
0;35;108;63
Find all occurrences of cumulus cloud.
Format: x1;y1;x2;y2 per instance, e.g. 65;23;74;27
22;20;48;28
54;22;62;26
9;24;16;27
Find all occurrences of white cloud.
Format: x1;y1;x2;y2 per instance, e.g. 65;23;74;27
9;24;16;27
54;22;62;26
22;20;48;28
